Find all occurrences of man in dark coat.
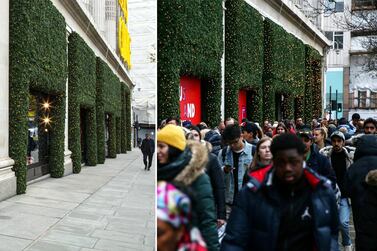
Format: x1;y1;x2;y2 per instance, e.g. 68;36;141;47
297;128;337;189
221;133;339;251
140;133;155;170
345;134;377;250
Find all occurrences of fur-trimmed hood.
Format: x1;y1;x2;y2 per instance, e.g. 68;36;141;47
319;145;355;169
174;140;209;186
366;170;377;186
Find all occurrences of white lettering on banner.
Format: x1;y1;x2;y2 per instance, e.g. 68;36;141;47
180;86;187;102
185;103;196;118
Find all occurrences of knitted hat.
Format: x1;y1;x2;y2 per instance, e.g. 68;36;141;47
157;124;186;151
157;181;191;228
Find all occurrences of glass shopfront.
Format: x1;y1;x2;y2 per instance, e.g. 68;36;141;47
27;92;51;181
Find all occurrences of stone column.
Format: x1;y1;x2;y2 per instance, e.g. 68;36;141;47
0;0;16;201
64;30;73;176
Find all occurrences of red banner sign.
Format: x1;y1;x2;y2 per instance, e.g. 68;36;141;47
180;77;201;125
238;90;247;122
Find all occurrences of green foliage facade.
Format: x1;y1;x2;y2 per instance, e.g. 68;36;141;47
225;0;264;122
9;0;68;193
68;32;98;173
158;0;223;127
96;58;124;160
305;45;323;123
263;18;306;122
9;2;131;193
158;2;324;125
126;92;132;151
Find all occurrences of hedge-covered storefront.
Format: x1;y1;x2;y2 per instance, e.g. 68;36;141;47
159;2;324;125
225;0;264;122
10;0;132;194
263;18;306;122
96;58;123;162
68;32;98;174
9;0;68;193
158;0;223;127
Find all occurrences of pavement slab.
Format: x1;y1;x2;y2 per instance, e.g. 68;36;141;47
0;150;155;250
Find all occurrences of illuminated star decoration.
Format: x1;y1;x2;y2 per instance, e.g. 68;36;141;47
41;99;52;111
41;115;52;127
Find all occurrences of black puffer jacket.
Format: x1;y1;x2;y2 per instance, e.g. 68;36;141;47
307;144;337;189
357;170;377;251
345;135;377;250
206;153;226;220
221;166;339;251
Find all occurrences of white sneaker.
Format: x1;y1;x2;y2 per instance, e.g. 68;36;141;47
344;245;353;251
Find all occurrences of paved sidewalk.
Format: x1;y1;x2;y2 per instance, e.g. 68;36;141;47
0;150;155;251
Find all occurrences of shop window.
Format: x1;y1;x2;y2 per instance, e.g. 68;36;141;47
27;92;51;180
358;91;367;108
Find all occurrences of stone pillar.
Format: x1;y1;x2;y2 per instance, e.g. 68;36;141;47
64;30;73;176
0;0;16;201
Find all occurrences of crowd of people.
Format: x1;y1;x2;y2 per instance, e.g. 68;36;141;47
156;114;377;251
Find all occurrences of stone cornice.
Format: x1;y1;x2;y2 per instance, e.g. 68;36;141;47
59;0;134;89
277;0;331;47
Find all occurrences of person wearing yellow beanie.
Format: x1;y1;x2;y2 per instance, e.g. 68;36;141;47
157;124;186;151
157;124;220;250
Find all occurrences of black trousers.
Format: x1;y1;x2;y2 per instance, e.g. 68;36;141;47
143;153;153;169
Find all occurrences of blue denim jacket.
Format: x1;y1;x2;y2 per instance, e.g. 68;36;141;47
218;141;253;204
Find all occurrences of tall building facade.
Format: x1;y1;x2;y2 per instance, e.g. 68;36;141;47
0;0;134;201
293;0;377;120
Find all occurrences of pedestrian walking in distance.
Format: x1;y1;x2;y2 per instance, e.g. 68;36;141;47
221;133;339;251
140;133;154;170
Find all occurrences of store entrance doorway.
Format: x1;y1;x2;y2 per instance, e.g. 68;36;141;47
27;92;51;181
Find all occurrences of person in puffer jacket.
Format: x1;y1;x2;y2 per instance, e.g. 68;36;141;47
220;133;339;251
344;134;377;251
157;125;219;251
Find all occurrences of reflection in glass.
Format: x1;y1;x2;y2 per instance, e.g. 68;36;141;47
27;93;50;166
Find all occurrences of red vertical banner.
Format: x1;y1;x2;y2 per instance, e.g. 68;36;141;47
238;90;247;122
180;77;201;125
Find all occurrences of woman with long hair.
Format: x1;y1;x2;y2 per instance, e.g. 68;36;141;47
313;127;328;150
272;122;288;137
249;137;273;171
243;137;273;185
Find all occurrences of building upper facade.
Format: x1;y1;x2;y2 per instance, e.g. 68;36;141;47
63;0;133;89
247;0;331;55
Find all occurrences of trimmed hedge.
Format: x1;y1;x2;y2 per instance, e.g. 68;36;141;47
263;18;306;121
121;84;128;153
225;0;264;122
68;32;98;173
158;0;223;127
126;91;132;151
305;45;323;122
9;0;67;193
96;58;124;160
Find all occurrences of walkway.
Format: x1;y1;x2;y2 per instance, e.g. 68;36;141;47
0;150;155;251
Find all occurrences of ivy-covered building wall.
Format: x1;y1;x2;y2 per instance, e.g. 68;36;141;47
225;0;264;122
68;32;98;174
158;1;324;125
158;0;223;127
263;18;306;122
96;58;124;161
9;0;132;194
9;0;68;194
